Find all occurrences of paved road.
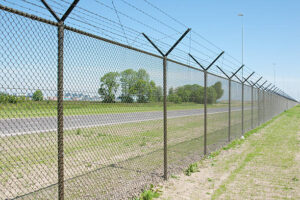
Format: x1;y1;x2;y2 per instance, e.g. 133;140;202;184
0;107;245;136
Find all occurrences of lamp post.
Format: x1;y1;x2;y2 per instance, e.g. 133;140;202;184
238;13;244;80
273;63;276;85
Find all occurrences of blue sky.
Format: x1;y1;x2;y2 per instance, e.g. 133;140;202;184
74;0;299;100
0;0;299;100
145;0;300;100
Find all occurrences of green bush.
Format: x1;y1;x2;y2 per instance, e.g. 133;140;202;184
32;90;43;101
0;93;25;104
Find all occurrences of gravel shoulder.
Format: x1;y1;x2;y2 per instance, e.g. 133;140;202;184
157;105;300;200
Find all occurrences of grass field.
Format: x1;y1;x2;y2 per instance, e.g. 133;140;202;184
0;101;246;119
158;105;300;200
0;109;248;199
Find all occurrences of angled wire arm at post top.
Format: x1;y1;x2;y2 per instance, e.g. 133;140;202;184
216;65;230;79
258;80;268;89
40;0;60;21
206;51;224;70
165;28;191;57
41;0;80;22
61;0;80;22
245;80;252;86
188;53;205;70
264;83;272;91
230;64;244;79
267;85;275;91
142;28;191;57
142;33;164;56
243;72;255;83
232;73;242;83
253;76;263;86
267;85;276;93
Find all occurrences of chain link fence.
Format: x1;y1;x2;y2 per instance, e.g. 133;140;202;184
0;4;298;200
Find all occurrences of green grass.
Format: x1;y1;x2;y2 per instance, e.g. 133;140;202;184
211;105;300;199
0;101;242;119
0;109;245;199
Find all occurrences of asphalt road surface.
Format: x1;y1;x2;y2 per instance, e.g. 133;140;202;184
0;107;245;136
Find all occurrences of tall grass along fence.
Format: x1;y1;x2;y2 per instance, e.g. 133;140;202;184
0;2;298;200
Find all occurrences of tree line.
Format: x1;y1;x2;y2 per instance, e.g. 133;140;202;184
98;69;162;103
98;69;224;104
0;90;43;104
1;69;224;105
168;82;223;104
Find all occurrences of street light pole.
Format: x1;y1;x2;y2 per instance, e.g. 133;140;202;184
273;63;276;85
238;13;244;80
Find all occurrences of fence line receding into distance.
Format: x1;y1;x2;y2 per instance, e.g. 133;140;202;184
0;2;298;200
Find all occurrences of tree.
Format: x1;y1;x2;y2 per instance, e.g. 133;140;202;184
119;69;137;103
212;81;224;100
168;87;174;95
167;82;222;104
32;90;43;101
207;87;217;104
136;69;150;82
168;93;182;104
98;72;119;103
154;86;163;102
129;68;156;103
0;93;8;104
132;79;149;103
147;80;157;102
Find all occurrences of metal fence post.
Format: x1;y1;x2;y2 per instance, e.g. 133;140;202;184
242;82;244;135
262;89;265;123
189;52;224;155
57;21;64;200
256;80;267;125
216;65;242;142
257;89;260;125
204;70;207;155
142;28;191;180
40;1;80;199
232;71;254;136
163;56;167;180
228;79;231;142
251;85;253;129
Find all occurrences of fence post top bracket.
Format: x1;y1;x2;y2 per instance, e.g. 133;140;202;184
41;0;80;22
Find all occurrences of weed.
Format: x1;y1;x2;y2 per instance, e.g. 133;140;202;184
97;133;106;137
86;163;92;168
76;128;81;135
184;163;199;176
171;174;179;179
223;139;243;150
209;150;220;158
136;184;161;200
16;172;23;179
283;186;293;190
292;177;299;181
207;178;213;182
140;141;147;147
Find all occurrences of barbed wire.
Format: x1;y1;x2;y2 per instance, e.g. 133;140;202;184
0;0;291;97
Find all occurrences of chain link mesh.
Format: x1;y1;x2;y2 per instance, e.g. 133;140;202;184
0;6;298;200
207;74;229;153
166;60;204;175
